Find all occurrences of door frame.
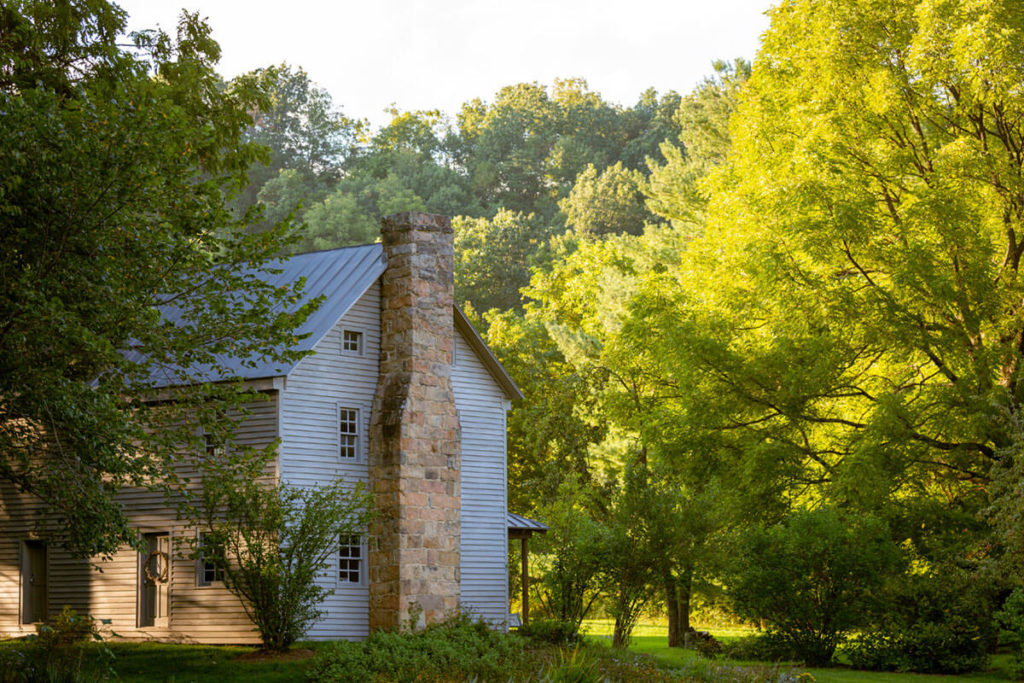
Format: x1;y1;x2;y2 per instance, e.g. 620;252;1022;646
137;531;171;628
19;539;47;625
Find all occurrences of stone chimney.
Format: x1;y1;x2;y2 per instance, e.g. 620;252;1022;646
368;212;461;631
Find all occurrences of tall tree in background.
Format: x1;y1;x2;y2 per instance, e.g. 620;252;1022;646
235;63;360;223
637;0;1024;588
0;1;312;556
646;59;750;230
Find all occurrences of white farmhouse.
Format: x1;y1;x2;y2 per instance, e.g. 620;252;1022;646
0;212;523;642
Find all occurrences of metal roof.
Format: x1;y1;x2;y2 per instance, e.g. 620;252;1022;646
141;243;523;401
506;512;548;534
141;244;386;388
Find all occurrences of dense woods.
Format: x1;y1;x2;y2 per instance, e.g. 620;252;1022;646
7;0;1024;674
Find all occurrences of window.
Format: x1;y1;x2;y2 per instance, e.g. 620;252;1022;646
204;432;225;460
342;330;363;354
339;535;362;583
339;408;358;459
197;533;225;586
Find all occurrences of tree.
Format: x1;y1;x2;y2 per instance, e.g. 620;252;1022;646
646;59;749;230
453;211;557;314
638;0;1024;581
482;309;604;513
560;162;653;238
195;452;374;652
531;476;611;634
0;1;313;556
234;63;361;222
709;0;1024;492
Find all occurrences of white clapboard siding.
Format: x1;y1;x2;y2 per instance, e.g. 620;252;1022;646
0;394;276;644
452;329;510;627
279;281;379;641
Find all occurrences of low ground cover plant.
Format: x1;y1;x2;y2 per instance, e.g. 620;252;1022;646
308;615;531;682
0;607;113;683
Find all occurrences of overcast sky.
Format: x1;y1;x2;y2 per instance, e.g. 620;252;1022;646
116;0;775;129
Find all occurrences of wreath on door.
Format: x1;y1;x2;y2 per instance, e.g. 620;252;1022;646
144;550;169;583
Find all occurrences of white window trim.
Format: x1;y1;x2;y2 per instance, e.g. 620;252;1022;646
336;534;366;588
337;405;360;461
341;329;364;356
196;531;225;588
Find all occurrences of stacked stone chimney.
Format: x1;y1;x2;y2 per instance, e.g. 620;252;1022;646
368;212;461;631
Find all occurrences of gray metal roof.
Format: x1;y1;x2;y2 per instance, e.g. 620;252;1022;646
141;243;523;401
507;512;548;534
142;244;385;388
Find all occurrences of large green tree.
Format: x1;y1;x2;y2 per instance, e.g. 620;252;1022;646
0;1;312;556
637;0;1024;583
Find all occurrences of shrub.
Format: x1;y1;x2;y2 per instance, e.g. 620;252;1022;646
720;634;799;662
518;618;582;646
847;568;996;674
691;631;723;658
995;587;1024;677
0;606;112;683
197;461;374;652
308;614;528;682
729;508;903;666
539;646;603;683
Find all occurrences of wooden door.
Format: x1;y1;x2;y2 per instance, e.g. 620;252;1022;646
20;540;46;624
139;533;170;628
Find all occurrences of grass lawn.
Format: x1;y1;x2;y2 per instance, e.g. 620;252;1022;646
582;619;1018;682
109;641;331;682
0;640;323;682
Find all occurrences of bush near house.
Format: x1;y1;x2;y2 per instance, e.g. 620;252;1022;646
308;615;526;682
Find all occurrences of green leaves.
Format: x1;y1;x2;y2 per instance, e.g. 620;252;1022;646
0;2;316;556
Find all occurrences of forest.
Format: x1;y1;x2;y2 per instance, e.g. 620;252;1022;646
219;0;1024;672
5;0;1024;677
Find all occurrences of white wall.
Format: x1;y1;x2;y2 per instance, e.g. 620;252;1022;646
280;280;511;636
452;330;510;627
279;281;379;640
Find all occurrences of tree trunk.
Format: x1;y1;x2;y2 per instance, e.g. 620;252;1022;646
665;573;681;647
678;564;693;635
612;618;627;648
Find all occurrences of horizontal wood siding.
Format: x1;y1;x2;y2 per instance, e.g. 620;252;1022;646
452;330;510;627
279;282;379;640
0;394;277;644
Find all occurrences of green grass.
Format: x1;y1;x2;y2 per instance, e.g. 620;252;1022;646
1;640;323;683
111;641;331;682
581;619;1019;682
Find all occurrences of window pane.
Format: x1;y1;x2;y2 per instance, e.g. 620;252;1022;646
342;330;362;353
199;533;225;586
339;535;362;583
340;409;358;458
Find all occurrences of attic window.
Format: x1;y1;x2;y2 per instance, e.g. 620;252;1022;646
342;330;363;354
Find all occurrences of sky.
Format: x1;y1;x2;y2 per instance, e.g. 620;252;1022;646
117;0;776;129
